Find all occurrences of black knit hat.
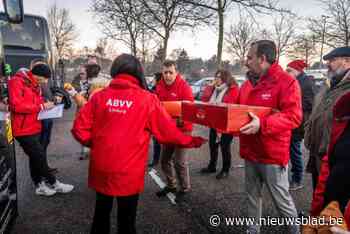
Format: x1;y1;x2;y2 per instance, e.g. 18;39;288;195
31;63;51;79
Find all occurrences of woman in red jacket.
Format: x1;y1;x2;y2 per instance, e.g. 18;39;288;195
71;54;205;234
200;69;239;179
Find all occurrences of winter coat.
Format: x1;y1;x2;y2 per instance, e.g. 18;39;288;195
200;84;239;104
71;74;197;196
238;63;302;166
8;71;44;137
292;72;315;139
310;90;350;218
155;74;194;132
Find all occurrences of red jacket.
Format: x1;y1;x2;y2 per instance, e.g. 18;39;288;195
72;74;197;196
311;91;350;223
238;63;302;166
155;74;194;132
8;71;44;137
200;84;239;103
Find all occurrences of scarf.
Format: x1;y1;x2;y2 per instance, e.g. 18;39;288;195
209;83;228;104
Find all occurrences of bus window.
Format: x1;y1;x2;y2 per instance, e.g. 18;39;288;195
1;16;45;51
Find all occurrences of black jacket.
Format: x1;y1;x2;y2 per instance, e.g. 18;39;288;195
293;72;315;139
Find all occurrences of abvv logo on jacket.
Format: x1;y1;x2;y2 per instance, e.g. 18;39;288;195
106;98;133;114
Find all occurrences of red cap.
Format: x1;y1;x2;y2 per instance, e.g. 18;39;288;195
287;60;307;72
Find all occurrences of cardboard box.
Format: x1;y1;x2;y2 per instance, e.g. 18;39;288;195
182;101;272;134
161;101;182;117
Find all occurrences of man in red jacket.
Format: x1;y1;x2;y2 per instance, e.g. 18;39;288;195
8;64;74;196
155;60;194;203
239;40;302;234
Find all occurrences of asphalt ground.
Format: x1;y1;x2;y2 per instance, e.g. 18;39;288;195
11;106;313;234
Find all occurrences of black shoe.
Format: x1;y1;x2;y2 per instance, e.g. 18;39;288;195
48;167;58;174
200;166;216;174
216;171;229;180
156;186;176;197
175;191;189;203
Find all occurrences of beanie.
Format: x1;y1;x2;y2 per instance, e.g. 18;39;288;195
287;60;307;72
31;63;51;79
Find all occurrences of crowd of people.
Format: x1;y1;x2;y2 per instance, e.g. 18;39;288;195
0;39;349;234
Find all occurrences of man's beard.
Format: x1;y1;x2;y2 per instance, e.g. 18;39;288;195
327;67;347;80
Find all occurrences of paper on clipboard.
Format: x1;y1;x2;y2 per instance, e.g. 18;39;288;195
38;104;64;120
0;111;9;121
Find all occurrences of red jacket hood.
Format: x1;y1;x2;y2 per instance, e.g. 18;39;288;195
110;74;143;90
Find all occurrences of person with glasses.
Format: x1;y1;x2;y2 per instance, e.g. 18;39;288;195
200;69;239;179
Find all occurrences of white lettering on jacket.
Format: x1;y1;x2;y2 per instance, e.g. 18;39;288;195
261;93;272;100
106;98;133;108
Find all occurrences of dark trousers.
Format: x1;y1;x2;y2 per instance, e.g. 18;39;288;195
208;128;233;172
15;134;56;185
91;192;139;234
323;162;350;213
289;134;304;183
151;137;161;164
40;119;53;152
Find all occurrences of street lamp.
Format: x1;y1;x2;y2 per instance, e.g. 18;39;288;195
320;15;330;68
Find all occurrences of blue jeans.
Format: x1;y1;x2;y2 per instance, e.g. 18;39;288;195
289;134;303;184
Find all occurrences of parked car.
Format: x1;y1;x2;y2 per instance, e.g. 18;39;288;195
306;70;328;93
189;77;214;100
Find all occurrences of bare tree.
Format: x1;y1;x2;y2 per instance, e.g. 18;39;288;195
92;0;148;56
287;34;317;65
47;3;77;59
271;12;297;61
224;14;256;66
183;0;289;67
309;0;350;48
133;0;212;62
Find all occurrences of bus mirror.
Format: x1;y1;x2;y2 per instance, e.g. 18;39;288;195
3;0;24;23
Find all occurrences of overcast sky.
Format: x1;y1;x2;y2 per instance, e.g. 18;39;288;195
2;0;326;61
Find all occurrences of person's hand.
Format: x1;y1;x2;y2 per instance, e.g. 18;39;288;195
4;64;12;76
64;83;77;96
330;227;350;234
185;136;207;148
0;102;8;112
240;112;260;135
54;96;63;104
43;101;55;110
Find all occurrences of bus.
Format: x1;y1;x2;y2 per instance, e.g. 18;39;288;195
0;0;30;232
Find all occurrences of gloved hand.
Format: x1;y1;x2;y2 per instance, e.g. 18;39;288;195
64;83;77;97
184;136;207;148
4;64;11;76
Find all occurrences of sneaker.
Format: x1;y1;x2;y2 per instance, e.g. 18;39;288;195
35;182;57;196
289;182;303;191
52;180;74;193
156;186;176;197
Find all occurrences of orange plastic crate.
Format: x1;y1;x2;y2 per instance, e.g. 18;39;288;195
182;101;272;134
161;101;182;117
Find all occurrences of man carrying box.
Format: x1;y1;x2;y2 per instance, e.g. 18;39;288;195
239;40;302;234
155;60;194;203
